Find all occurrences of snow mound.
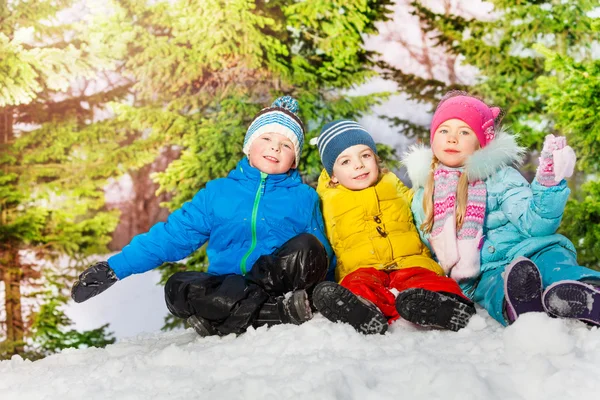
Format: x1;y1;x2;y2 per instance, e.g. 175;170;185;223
2;311;600;400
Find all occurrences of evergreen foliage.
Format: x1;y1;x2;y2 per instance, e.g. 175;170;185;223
0;0;125;358
535;30;600;268
387;0;597;150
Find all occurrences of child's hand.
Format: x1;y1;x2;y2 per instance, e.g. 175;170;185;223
71;261;118;303
535;134;576;186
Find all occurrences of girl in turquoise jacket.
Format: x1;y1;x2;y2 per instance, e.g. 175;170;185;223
405;91;600;326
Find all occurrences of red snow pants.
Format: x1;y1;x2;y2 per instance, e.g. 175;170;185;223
340;267;469;323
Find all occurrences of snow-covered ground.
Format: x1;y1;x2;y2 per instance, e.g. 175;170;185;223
2;311;600;400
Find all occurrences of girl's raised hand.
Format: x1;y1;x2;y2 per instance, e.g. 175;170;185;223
536;134;576;186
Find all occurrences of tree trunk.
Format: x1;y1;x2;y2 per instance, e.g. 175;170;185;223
1;250;24;356
108;147;179;250
1;106;24;356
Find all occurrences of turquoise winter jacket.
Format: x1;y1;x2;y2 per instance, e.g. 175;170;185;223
404;128;576;280
108;157;333;280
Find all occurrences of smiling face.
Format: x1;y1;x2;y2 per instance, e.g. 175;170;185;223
431;118;481;168
331;144;379;190
247;132;296;174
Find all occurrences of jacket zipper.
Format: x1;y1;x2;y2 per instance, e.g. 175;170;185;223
240;172;267;275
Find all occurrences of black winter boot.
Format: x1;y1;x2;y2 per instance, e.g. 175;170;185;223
254;289;313;327
312;281;388;335
395;288;476;331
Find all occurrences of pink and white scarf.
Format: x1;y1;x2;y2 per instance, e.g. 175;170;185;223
429;165;486;281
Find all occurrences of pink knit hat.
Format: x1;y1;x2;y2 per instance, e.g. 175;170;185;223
430;95;501;148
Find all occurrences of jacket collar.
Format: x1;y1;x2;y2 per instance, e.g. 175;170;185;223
228;157;302;188
402;127;526;188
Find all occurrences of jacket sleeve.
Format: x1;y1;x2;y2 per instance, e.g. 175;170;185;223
396;175;414;204
499;167;570;237
107;187;213;279
305;191;335;278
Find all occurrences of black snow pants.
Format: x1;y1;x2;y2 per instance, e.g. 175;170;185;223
164;233;328;335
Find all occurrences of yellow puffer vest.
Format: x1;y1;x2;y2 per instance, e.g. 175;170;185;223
317;170;444;282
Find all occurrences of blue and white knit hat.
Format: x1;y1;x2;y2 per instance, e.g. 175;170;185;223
243;96;305;167
309;120;377;176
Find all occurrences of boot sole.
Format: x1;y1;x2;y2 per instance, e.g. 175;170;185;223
395;289;475;332
542;280;600;326
312;282;388;335
504;257;544;319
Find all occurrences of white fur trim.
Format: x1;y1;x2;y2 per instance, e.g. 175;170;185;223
403;127;526;187
401;144;433;189
465;126;526;182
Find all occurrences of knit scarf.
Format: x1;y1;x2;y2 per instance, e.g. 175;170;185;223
429;165;486;281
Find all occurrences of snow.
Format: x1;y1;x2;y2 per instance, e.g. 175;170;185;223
2;312;600;399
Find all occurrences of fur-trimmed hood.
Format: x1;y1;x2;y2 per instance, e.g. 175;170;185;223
402;126;526;188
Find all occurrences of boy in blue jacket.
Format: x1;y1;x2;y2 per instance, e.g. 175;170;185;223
71;96;333;336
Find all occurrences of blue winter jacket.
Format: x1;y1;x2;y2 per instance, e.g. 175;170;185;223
108;157;333;280
403;129;577;282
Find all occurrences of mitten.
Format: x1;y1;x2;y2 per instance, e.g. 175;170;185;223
536;134;576;186
71;261;118;303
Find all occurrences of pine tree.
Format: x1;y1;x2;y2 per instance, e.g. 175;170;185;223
0;0;128;358
90;0;395;329
410;0;597;148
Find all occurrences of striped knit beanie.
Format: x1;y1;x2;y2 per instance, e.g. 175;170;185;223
310;120;377;176
243;96;305;167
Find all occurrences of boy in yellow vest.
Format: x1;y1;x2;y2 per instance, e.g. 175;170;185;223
311;120;475;334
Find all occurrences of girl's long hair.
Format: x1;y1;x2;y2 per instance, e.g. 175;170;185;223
421;155;471;233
